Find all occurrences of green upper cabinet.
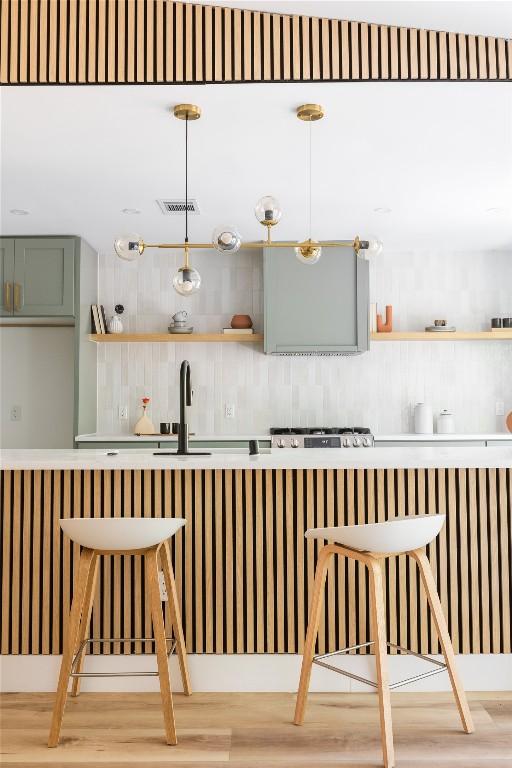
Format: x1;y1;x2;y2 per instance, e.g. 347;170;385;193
12;238;75;316
0;238;15;317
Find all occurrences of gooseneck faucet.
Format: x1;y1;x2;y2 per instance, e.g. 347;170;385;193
176;360;211;456
177;360;192;454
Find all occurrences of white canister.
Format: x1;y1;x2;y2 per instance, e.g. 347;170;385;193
437;409;455;434
414;403;433;434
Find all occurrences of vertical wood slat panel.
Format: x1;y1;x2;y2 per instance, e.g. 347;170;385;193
1;471;12;653
409;28;419;79
0;0;9;84
184;0;193;83
42;471;52;654
331;20;340;80
20;472;32;654
235;470;245;653
341;20;350;79
399;27;408;79
282;13;291;80
389;26;398;79
499;469;511;651
439;32;448;79
1;467;509;657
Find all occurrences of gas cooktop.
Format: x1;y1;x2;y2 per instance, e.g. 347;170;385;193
270;427;374;448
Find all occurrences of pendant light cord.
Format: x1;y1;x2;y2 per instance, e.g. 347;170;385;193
185;114;189;244
308;119;312;240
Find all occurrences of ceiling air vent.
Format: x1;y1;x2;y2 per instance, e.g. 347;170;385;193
157;199;200;215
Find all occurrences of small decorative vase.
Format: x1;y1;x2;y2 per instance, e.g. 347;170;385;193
108;304;124;334
134;397;156;435
231;314;253;329
376;305;393;333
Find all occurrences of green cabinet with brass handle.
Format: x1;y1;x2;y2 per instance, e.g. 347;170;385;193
0;236;75;317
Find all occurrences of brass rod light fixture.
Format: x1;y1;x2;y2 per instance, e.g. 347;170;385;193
114;104;376;295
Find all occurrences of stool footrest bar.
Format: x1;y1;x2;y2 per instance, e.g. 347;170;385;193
70;636;176;679
312;641;447;691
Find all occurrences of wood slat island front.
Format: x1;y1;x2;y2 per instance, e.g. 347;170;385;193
1;466;510;657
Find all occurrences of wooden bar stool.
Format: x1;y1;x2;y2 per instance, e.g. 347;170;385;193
294;514;474;768
48;517;191;748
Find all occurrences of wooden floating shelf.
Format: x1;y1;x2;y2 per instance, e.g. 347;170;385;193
371;331;512;341
89;333;264;343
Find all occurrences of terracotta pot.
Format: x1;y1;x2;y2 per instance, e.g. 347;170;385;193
231;314;253;329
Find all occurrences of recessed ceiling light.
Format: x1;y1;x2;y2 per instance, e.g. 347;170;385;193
373;207;392;214
485;207;507;214
122;208;141;214
10;208;29;215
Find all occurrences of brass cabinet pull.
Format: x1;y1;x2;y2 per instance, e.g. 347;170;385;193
4;282;12;311
13;282;23;311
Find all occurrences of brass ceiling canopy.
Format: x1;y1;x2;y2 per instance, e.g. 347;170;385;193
173;103;201;121
296;103;324;122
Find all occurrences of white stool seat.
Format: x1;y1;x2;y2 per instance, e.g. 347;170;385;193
305;514;445;554
60;517;186;551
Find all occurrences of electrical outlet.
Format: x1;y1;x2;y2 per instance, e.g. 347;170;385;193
496;401;505;416
158;571;168;601
224;403;235;419
10;405;22;421
119;405;128;420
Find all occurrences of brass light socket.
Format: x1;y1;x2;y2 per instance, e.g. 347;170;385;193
173;103;201;120
296;103;324;122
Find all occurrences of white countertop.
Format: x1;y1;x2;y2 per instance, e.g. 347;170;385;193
376;433;512;441
2;447;511;470
76;432;512;443
75;433;270;442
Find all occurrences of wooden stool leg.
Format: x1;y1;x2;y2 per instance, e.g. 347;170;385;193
367;556;395;768
294;546;334;725
48;547;95;747
160;539;192;695
71;553;99;697
409;548;474;734
145;546;177;745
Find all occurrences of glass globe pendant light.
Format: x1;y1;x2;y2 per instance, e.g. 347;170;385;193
172;105;201;295
295;104;323;265
173;244;201;295
212;225;242;253
114;233;144;261
254;195;282;244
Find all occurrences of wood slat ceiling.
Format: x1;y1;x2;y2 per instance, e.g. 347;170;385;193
0;0;510;85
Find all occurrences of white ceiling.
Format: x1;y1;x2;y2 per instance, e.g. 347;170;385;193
1;80;511;254
197;1;512;39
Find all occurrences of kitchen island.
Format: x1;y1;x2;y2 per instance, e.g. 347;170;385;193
1;447;510;677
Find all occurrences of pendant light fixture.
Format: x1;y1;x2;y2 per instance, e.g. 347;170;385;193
171;104;201;295
294;104;323;265
114;103;377;294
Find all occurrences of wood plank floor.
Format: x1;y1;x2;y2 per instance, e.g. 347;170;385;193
1;692;511;766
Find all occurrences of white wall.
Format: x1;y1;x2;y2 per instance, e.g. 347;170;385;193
0;327;74;448
97;247;512;436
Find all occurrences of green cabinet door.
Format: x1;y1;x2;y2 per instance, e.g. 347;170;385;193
13;238;75;316
0;238;15;316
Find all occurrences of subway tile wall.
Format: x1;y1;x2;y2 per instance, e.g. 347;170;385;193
97;248;512;435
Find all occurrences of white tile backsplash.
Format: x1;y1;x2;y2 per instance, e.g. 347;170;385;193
97;248;512;435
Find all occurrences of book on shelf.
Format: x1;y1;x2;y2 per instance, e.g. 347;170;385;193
91;304;108;334
223;328;254;334
91;305;101;334
99;305;108;333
